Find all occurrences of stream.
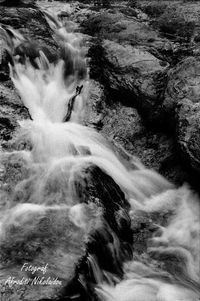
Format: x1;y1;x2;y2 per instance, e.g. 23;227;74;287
0;2;199;301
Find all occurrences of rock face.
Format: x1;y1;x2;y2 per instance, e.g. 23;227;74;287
58;165;132;300
80;6;200;185
90;40;168;125
80;8;192;184
165;57;200;172
82;12;164;47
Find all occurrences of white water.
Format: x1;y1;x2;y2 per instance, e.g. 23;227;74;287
0;4;199;301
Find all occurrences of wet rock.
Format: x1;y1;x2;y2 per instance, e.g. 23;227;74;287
0;6;57;70
177;101;200;172
0;205;92;301
81;10;176;62
0;43;10;80
90;40;168;126
0;82;29;144
99;100;186;183
84;80;105;129
164;57;200;172
0;164;132;301
82;12;162;46
58;164;132;300
58;10;70;19
82;7;192;184
0;5;58;145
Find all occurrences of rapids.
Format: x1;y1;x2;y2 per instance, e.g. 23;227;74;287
0;2;199;301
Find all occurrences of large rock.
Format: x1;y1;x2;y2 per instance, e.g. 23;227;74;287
0;6;58;75
90;40;169;125
0;5;58;144
165;57;200;172
84;80;105;129
0;162;132;301
99;99;188;184
82;11;168;49
81;10;179;63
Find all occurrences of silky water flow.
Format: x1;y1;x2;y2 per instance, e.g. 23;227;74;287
0;8;199;301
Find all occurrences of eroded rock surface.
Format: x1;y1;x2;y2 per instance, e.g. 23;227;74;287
165;57;200;172
89;40;168;125
81;4;200;184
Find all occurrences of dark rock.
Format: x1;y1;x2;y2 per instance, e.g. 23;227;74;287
0;163;132;301
0;204;91;301
0;82;29;144
177;100;200;172
89;40;169;126
99;99;187;184
0;116;15;140
0;6;58;145
57;164;132;300
58;11;70;19
82;11;164;47
0;47;10;79
0;71;9;81
0;6;58;67
155;6;195;43
0;0;37;8
14;41;58;65
84;80;105;129
164;57;200;172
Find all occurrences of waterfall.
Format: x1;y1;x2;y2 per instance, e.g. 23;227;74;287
0;6;199;301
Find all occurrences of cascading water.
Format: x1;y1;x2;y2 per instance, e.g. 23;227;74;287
0;4;199;301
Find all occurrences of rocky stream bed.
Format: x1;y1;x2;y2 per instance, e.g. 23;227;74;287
0;1;200;300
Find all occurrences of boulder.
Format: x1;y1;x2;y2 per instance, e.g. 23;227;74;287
99;99;187;184
89;40;168;125
82;12;163;47
81;10;177;63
